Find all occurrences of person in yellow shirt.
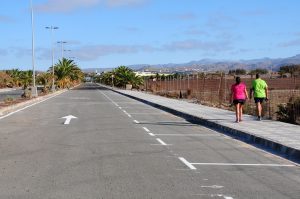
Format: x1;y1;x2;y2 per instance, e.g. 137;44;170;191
250;73;269;121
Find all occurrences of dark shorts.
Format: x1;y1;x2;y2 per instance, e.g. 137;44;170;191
254;97;265;103
233;99;245;105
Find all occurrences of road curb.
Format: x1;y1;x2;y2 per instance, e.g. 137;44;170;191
112;89;300;164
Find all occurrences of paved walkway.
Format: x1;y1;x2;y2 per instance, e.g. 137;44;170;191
113;88;300;163
0;88;19;93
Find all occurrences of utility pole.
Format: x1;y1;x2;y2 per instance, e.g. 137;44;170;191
46;26;59;92
30;0;37;97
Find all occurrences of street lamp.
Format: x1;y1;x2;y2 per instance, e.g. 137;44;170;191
30;0;37;97
45;26;59;92
57;41;67;59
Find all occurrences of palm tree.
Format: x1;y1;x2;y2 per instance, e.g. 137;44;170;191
19;70;33;89
0;71;11;88
6;69;22;87
114;66;143;88
37;72;53;93
53;58;83;88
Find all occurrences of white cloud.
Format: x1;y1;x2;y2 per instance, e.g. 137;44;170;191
35;0;100;13
65;39;233;61
206;13;238;30
162;39;232;52
279;39;300;47
106;0;147;7
72;44;155;60
184;26;208;36
161;13;197;21
35;0;147;13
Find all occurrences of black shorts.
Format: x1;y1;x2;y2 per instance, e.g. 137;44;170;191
254;97;265;103
233;99;245;105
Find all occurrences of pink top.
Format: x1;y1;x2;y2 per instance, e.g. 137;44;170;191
231;83;246;100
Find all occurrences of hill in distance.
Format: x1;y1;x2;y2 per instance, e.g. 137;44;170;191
83;54;300;73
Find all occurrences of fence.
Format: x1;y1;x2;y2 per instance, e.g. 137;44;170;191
143;75;300;123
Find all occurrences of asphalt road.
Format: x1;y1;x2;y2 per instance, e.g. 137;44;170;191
0;83;299;199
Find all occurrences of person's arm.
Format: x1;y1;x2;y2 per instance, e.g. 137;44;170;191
230;86;234;104
244;86;249;99
250;87;253;99
265;85;269;100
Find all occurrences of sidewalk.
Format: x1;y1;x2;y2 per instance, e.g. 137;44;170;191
0;88;20;93
113;88;300;164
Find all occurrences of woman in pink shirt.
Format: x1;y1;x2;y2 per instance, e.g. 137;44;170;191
230;77;249;123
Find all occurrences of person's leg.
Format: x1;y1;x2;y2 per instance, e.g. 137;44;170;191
239;104;243;121
257;101;262;120
235;103;240;122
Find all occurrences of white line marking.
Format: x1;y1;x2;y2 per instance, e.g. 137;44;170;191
118;107;122;109
143;127;150;132
99;90;119;107
156;138;168;146
148;133;155;136
133;120;139;124
193;194;233;199
191;163;295;167
178;157;197;170
127;114;132;118
0;91;66;120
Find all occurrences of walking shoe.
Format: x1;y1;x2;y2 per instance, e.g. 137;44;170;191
257;116;262;121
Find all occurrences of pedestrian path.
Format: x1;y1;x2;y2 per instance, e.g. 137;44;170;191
0;88;19;93
114;88;300;164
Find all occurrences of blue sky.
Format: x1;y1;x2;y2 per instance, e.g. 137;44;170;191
1;0;300;71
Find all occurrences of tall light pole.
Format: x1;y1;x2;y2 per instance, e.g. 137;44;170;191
30;0;37;97
57;41;67;59
45;26;59;92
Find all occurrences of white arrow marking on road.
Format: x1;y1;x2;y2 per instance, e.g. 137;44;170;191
62;115;77;124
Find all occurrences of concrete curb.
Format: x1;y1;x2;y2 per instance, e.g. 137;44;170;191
111;89;300;164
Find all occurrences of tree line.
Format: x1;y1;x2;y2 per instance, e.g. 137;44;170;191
0;58;84;95
228;64;300;77
93;66;143;89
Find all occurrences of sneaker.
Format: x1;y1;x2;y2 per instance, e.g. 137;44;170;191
257;116;262;121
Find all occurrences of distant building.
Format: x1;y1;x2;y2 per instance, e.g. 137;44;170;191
134;71;156;77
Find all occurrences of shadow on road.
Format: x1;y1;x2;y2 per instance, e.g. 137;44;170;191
73;83;109;90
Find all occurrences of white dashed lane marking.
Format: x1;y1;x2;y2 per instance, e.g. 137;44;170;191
156;138;170;146
143;127;150;132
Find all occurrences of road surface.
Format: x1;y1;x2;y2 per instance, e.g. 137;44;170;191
0;83;299;199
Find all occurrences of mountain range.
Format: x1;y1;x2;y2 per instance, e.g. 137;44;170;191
83;54;300;73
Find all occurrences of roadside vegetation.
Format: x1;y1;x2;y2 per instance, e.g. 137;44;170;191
0;58;84;97
276;97;300;124
94;66;143;89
